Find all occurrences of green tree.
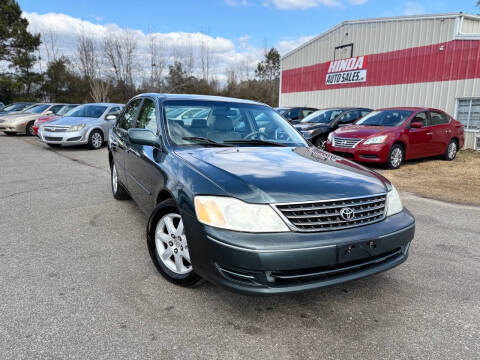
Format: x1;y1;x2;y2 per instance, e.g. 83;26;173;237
0;0;41;102
255;47;281;106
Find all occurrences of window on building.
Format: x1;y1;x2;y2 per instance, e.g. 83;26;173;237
457;99;480;130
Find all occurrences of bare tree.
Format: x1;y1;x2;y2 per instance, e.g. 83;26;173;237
90;78;110;102
76;32;98;79
103;29;138;87
199;37;212;81
41;27;59;63
147;34;166;90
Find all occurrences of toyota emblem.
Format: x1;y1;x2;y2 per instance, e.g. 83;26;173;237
340;207;355;221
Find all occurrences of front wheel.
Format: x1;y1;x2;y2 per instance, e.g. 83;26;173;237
4;132;16;136
111;163;130;200
88;130;103;150
443;139;458;161
386;144;404;169
147;199;203;287
26;121;35;136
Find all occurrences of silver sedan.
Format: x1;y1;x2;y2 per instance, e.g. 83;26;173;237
39;103;123;149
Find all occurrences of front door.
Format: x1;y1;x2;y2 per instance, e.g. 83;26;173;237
124;97;160;214
407;112;434;158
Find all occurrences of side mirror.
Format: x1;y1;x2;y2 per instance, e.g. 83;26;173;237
105;114;118;121
128;128;161;147
410;122;423;129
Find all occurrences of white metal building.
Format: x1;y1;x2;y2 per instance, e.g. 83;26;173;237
280;13;480;149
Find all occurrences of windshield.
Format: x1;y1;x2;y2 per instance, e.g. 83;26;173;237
3;103;27;112
25;104;49;114
57;105;79;116
301;109;344;124
356;110;413;127
165;101;307;147
66;105;107;118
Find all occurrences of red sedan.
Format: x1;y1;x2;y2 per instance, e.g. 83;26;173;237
33;104;79;135
326;107;464;169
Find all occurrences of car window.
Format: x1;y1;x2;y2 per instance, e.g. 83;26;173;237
136;99;157;132
338;110;360;123
164;101;307;147
430;111;450;126
301;109;344;124
301;109;315;118
287;108;300;120
361;110;371;117
107;106;121;115
117;99;142;130
25;104;49;114
357;110;414;127
410;112;428;127
49;105;64;114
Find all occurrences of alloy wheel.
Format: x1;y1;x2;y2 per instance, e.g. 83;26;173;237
390;147;403;168
155;213;192;275
448;142;457;159
112;164;118;194
91;132;102;149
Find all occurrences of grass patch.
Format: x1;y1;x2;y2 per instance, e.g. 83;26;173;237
381;150;480;206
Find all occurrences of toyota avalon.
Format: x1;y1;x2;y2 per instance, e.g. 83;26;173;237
108;94;415;295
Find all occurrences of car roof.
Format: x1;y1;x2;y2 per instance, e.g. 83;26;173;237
134;93;266;106
79;103;124;106
376;107;445;112
317;107;372;111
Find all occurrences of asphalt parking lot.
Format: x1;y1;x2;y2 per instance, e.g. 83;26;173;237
1;134;479;360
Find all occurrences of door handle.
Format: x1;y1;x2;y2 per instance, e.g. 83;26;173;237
426;132;433;135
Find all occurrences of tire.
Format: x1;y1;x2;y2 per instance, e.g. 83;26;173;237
4;132;16;136
442;139;458;161
386;144;404;169
88;130;103;150
47;143;61;148
26;121;35;136
111;163;130;200
313;136;327;150
147;199;203;287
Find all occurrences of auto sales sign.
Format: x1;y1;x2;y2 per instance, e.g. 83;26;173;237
326;56;367;85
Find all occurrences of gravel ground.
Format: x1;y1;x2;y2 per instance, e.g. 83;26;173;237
0;134;479;360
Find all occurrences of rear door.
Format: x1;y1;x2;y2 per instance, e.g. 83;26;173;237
407;111;434;158
110;99;142;189
124;97;159;214
429;110;451;155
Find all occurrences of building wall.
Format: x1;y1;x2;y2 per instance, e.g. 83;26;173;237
462;18;480;34
282;16;457;71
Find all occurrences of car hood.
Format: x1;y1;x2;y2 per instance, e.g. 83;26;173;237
175;146;388;203
333;125;395;138
0;113;38;122
48;116;99;126
294;123;330;131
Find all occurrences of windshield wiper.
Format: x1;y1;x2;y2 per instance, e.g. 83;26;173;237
182;136;233;147
223;139;288;147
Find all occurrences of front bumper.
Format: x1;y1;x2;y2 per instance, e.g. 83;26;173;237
0;122;25;133
39;128;88;146
326;140;390;164
185;209;415;295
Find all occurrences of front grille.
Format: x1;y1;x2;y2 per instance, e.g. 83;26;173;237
269;248;403;284
44;127;67;132
333;136;362;148
44;136;62;141
274;194;387;232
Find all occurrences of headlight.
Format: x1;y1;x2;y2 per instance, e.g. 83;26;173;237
327;132;334;142
67;124;86;132
363;135;388;145
194;196;290;232
386;185;403;216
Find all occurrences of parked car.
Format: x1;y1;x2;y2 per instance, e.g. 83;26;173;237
0;103;67;135
108;93;414;295
0;102;35;115
275;107;317;122
326;107;465;169
33;104;80;135
294;107;372;149
39;103;123;149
